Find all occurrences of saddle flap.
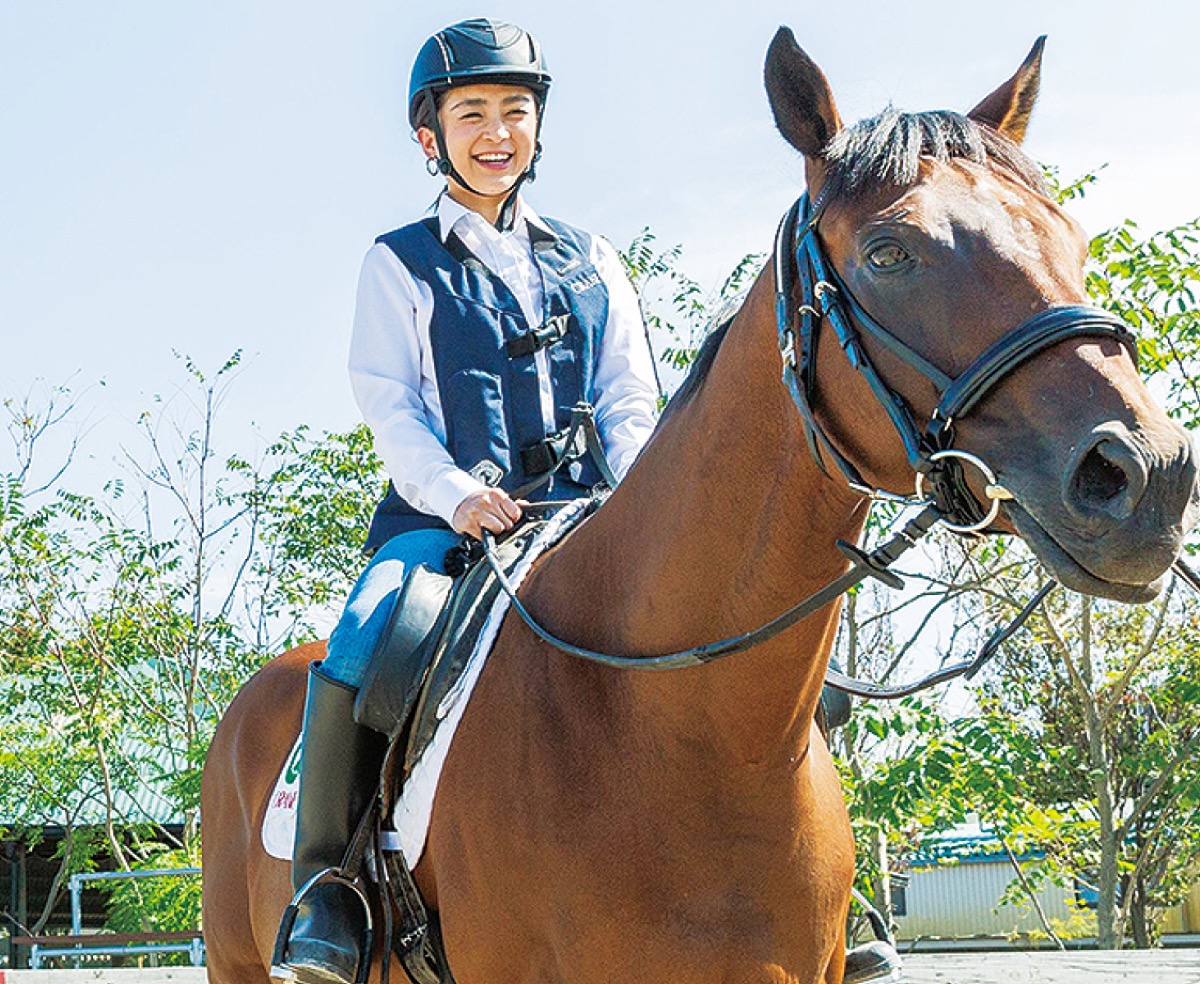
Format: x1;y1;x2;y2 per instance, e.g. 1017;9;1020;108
354;564;455;737
402;521;550;775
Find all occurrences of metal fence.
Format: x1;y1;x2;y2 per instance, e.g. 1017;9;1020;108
27;867;203;970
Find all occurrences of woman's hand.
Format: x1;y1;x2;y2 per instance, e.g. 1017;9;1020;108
452;488;524;540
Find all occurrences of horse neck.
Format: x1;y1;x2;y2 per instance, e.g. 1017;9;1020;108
528;271;870;765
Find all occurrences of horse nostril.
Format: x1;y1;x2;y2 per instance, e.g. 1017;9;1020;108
1075;444;1128;502
1067;436;1147;522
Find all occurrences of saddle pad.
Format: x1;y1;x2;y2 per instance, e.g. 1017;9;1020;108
262;734;303;860
261;498;592;864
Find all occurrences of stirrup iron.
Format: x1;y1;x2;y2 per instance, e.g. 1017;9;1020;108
269;867;375;984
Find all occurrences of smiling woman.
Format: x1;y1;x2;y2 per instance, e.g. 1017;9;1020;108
418;86;542;220
246;17;660;984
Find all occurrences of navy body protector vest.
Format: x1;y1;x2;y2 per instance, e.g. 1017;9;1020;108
364;215;611;553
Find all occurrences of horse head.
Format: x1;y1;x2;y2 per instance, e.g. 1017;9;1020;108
765;29;1198;603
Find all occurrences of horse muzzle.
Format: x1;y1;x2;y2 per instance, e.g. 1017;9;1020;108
1002;421;1199;602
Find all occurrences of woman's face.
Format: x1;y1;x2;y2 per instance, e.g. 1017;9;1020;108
419;83;539;209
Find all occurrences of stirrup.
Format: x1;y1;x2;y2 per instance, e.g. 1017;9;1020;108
843;939;902;983
269;867;375;984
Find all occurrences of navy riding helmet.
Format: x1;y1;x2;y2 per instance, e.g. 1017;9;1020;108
408;19;552;130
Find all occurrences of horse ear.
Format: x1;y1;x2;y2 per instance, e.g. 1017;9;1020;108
967;37;1046;145
764;27;842;158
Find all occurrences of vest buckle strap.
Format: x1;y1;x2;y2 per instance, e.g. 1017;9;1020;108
520;425;585;477
505;314;570;359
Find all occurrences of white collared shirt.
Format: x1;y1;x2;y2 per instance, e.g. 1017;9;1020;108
348;194;659;525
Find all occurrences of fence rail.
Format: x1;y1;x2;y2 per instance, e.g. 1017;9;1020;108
8;868;203;971
0;948;1197;982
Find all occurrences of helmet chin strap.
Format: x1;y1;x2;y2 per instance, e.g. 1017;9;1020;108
424;90;543;232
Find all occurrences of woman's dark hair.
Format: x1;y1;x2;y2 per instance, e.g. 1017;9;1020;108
411;90;442;132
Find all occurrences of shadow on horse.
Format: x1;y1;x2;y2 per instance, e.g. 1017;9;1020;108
201;28;1198;984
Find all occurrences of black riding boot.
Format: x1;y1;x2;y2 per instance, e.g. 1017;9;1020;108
272;662;386;984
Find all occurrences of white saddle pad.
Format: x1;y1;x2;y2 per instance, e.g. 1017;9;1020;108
261;499;589;865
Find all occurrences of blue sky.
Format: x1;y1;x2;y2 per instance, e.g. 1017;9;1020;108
3;0;1199;485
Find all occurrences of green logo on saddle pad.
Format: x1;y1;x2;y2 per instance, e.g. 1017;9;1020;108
284;737;304;785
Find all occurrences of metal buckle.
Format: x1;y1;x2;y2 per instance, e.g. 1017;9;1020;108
914;449;1015;534
779;327;799;370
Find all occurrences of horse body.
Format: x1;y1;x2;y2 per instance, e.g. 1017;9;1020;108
420;270;862;982
202;31;1198;984
202;643;317;979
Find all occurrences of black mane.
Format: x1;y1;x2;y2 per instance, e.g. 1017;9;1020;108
822;107;1048;198
657;317;734;425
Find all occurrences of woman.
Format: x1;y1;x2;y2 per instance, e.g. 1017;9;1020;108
275;18;659;984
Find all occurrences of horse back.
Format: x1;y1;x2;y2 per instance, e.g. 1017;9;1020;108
201;642;321;983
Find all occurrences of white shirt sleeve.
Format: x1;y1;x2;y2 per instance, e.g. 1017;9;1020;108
589;236;661;481
347;243;486;525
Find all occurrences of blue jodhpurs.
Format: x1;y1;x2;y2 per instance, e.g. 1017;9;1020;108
320;528;462;689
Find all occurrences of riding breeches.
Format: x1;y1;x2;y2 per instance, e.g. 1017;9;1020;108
321;528;462;689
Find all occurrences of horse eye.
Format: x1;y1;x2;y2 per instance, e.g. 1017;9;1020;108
867;242;910;270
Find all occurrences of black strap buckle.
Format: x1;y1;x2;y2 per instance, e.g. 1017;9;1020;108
520;426;581;476
505;314;570;359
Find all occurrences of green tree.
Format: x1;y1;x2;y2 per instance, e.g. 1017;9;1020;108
962;584;1200;948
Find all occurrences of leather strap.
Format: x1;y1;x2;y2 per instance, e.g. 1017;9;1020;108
934;304;1137;426
513;402;618;498
778;193;1143;529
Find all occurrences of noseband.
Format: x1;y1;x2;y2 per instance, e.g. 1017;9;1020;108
775;193;1139;531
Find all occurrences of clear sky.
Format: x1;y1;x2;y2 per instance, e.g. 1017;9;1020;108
3;0;1199;482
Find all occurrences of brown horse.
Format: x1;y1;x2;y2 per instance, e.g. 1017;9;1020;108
202;30;1198;984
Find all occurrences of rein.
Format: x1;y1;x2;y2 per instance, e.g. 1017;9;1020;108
477;190;1178;698
484;504;943;673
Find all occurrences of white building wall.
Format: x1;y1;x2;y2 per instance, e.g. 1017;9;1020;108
894;860;1082;940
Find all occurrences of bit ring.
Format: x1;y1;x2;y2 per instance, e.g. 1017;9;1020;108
914;449;1014;534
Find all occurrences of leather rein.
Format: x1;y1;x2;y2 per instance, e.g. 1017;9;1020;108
481;189;1181;698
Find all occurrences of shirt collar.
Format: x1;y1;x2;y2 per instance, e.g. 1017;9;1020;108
436;193;556;244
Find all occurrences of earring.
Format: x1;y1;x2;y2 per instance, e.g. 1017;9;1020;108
426;157;441;176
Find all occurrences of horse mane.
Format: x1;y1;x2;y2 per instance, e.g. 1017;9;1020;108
821;107;1048;198
657;317;735;425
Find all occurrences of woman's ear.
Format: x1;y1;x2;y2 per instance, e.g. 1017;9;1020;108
967;37;1045;145
416;126;439;161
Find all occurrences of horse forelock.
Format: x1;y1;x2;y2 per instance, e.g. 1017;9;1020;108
821;107;1048;200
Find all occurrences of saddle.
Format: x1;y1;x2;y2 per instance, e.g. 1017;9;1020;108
348;503;593;984
353;515;558;771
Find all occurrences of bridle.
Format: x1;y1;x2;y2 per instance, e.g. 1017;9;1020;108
776;190;1140;533
479;186;1185;697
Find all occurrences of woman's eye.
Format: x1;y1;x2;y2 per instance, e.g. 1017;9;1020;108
867;242;910;270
